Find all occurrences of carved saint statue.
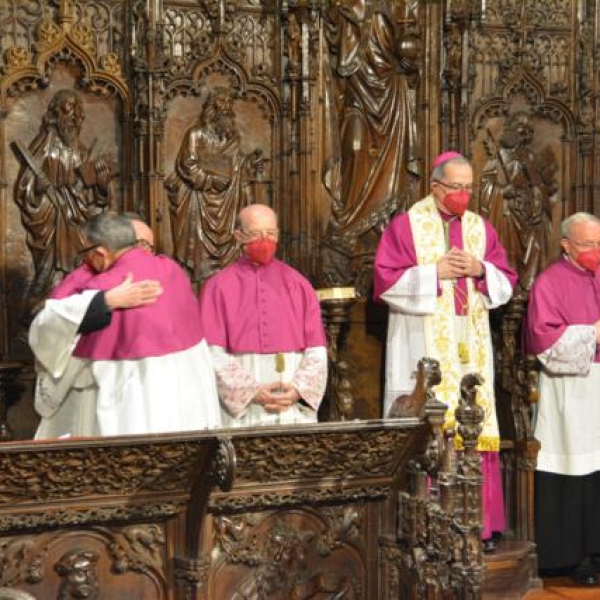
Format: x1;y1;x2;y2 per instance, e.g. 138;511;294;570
480;112;558;292
14;89;112;314
320;0;420;292
165;86;262;283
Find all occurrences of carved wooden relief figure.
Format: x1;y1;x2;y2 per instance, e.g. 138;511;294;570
55;549;99;600
224;517;356;599
480;111;558;292
321;0;420;293
165;86;263;284
13;89;113;316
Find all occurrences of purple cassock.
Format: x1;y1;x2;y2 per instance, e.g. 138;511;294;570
199;256;326;353
525;255;600;361
373;210;518;312
62;247;204;360
51;264;97;300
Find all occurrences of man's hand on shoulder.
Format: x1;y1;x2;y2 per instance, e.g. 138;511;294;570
104;272;163;310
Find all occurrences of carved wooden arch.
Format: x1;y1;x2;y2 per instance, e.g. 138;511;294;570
163;47;282;205
471;65;576;225
0;16;131;110
164;47;279;119
0;8;135;220
470;67;576;138
0;527;168;597
470;67;577;272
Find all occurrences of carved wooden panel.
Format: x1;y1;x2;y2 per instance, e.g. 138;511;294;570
0;419;470;600
0;0;132;363
0;0;432;435
1;529;167;600
0;4;598;559
208;508;366;598
0;432;223;599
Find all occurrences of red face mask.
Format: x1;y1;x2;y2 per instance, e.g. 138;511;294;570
443;190;471;217
575;247;600;272
244;238;277;265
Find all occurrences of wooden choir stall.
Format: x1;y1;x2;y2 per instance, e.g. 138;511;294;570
2;0;600;597
0;361;489;600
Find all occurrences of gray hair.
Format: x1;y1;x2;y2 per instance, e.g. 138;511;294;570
81;212;137;251
561;212;600;238
431;156;471;182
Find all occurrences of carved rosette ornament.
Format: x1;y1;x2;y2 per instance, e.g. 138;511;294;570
35;21;62;51
2;47;30;73
108;525;166;574
212;437;236;492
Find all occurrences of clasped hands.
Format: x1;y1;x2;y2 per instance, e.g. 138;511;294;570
253;382;301;413
437;247;484;280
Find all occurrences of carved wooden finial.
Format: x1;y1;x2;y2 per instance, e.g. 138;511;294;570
455;372;484;452
58;0;76;32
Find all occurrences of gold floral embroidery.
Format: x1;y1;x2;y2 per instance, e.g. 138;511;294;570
409;196;499;451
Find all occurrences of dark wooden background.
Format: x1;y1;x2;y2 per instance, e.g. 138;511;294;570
0;0;595;442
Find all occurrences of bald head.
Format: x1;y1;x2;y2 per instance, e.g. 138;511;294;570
237;204;278;231
131;220;155;248
236;204;277;232
233;204;280;252
131;218;154;252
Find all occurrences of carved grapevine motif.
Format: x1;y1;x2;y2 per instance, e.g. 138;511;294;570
0;535;48;586
109;524;166;574
229;428;416;483
211;484;391;514
0;441;211;504
0;503;185;534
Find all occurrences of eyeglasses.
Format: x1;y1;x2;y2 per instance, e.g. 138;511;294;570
433;179;473;192
136;239;156;253
77;243;101;256
239;228;279;240
74;243;101;267
566;238;600;249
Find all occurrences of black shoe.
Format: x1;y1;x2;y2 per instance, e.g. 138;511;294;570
591;554;600;573
482;538;497;554
570;567;598;587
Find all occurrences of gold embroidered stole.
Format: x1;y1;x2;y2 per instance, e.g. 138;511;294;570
408;196;499;451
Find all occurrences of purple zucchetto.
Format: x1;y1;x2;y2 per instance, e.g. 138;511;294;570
432;151;464;170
